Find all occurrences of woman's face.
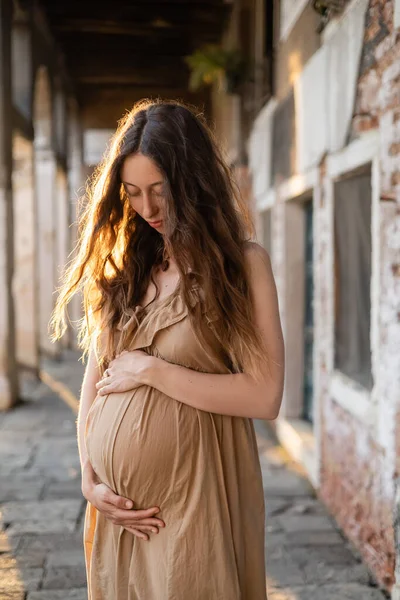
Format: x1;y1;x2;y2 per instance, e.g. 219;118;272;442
121;153;166;233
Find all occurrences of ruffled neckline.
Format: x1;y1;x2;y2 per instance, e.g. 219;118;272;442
136;283;181;313
114;284;204;353
116;282;201;334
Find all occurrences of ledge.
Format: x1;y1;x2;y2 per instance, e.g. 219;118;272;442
329;370;376;428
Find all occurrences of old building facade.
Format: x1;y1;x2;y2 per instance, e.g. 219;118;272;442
210;0;400;594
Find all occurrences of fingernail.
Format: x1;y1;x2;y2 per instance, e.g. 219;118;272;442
126;501;132;508
152;529;157;533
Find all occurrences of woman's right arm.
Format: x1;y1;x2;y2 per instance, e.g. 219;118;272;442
77;342;102;495
78;342;165;540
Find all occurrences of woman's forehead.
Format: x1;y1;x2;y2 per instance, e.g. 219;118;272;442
121;153;163;185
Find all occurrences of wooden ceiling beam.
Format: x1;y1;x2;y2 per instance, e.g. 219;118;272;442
43;0;229;14
70;61;188;87
44;4;229;24
53;18;223;37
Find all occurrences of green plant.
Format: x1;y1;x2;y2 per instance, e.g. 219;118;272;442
185;45;246;94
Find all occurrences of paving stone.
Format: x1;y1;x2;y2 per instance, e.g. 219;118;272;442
288;544;358;566
265;497;292;518
0;568;43;592
16;533;83;554
1;499;82;524
266;583;386;599
46;549;85;569
42;566;87;590
0;454;33;473
5;520;77;536
6;551;46;569
266;553;306;587
14;465;80;482
263;470;313;497
266;517;285;535
0;408;49;432
0;532;13;553
282;530;345;546
302;561;371;585
287;545;371;585
33;440;80;470
0;439;36;455
42;480;83;501
0;480;43;503
28;591;87;600
277;514;337;534
284;498;331;517
0;555;17;569
0;431;37;446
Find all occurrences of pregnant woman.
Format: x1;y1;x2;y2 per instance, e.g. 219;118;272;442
51;100;284;599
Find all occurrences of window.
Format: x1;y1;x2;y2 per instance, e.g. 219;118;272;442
395;0;400;28
334;171;372;390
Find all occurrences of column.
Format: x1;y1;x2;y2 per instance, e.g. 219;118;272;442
0;0;18;409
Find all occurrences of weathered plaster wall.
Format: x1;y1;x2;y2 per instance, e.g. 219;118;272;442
274;1;320;101
318;0;400;590
249;0;400;591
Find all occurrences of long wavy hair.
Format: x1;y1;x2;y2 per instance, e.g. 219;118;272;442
50;99;266;377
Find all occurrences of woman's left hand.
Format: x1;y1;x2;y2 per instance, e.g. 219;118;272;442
95;350;154;396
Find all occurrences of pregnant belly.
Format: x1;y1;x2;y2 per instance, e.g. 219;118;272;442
85;387;197;510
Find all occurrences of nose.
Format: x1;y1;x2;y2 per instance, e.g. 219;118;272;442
141;192;159;220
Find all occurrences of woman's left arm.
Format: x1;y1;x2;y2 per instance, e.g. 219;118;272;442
144;243;284;420
99;243;285;420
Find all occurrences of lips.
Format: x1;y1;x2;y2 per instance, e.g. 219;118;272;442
148;220;163;227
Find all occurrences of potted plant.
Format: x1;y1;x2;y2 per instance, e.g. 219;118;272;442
185;45;247;94
312;0;346;27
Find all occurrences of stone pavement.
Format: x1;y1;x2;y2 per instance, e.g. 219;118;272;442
0;350;389;599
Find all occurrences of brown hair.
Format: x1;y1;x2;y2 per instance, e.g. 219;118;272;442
50;99;266;377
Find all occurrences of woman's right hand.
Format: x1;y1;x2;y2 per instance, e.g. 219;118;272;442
82;463;165;541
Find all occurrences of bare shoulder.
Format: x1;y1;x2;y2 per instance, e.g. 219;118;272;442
243;241;272;277
242;241;278;309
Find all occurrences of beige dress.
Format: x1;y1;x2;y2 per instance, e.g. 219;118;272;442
83;283;267;599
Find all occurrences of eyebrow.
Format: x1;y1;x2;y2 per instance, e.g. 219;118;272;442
122;180;164;188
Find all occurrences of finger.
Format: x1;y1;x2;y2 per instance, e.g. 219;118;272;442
113;507;161;522
125;527;149;541
95;379;108;390
129;517;165;528
120;518;164;529
124;524;159;534
103;489;134;510
127;507;161;520
98;384;112;395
